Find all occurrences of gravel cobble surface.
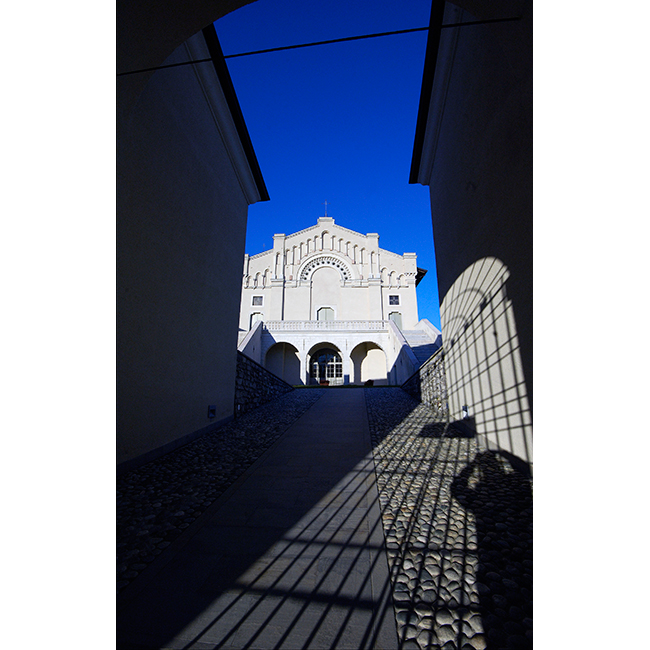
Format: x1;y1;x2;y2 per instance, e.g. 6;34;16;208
117;388;326;594
117;386;532;650
365;387;532;650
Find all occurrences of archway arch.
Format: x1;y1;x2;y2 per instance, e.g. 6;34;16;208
307;342;343;386
265;341;301;385
350;342;387;385
298;254;352;283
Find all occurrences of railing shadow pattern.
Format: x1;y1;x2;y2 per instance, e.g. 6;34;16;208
169;452;395;649
118;387;531;649
117;388;399;649
366;388;532;649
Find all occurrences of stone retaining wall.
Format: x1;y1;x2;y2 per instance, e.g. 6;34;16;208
401;347;449;421
234;351;293;416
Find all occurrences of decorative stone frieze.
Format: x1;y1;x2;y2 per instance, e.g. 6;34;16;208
298;255;352;281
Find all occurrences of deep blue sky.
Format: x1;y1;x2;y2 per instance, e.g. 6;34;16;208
215;0;440;327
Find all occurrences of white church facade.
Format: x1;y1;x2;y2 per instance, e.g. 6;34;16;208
238;217;441;386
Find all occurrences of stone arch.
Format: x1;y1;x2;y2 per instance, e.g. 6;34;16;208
298;254;352;282
307;342;343;386
350;342;387;385
265;342;301;385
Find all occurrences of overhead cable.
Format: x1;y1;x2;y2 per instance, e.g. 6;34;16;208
117;17;521;77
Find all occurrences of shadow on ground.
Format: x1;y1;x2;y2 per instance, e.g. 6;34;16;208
117;387;532;650
451;452;533;648
117;388;407;650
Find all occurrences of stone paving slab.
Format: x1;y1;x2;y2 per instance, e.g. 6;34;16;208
117;388;398;650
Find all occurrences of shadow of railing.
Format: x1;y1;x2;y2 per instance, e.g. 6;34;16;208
117;386;532;650
174;452;395;649
451;451;533;648
117;387;409;649
365;387;532;649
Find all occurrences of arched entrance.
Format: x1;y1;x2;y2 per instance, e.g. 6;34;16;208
350;342;388;385
265;342;302;385
309;346;343;386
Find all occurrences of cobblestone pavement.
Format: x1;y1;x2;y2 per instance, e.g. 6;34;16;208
117;386;532;650
116;388;326;593
366;388;533;650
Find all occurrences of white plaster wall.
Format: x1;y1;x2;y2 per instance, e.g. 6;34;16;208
239;217;422;330
441;258;532;466
361;346;388;384
416;2;533;467
311;266;341;319
265;342;301;385
117;34;261;466
340;286;371;321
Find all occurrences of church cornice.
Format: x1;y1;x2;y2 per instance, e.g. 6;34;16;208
248;249;274;260
283;220;376;246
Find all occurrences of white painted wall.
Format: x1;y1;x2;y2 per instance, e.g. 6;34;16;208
240;217;422;332
117;32;265;467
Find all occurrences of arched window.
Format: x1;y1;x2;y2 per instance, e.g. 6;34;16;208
250;312;263;328
317;307;335;321
389;311;403;330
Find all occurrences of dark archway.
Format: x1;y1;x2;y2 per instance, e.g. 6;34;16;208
308;346;343;386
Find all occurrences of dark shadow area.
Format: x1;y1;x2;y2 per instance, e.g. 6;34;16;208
417;419;476;438
366;387;485;649
118;385;533;650
451;451;533;649
117;388;411;650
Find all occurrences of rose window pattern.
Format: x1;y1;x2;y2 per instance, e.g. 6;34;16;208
299;256;351;281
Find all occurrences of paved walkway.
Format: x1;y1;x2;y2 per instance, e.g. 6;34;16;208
117;388;398;649
117;387;533;650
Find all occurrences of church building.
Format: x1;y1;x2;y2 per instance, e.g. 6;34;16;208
238;216;441;386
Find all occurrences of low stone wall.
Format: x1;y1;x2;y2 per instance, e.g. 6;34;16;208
234;351;294;416
401;347;449;421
